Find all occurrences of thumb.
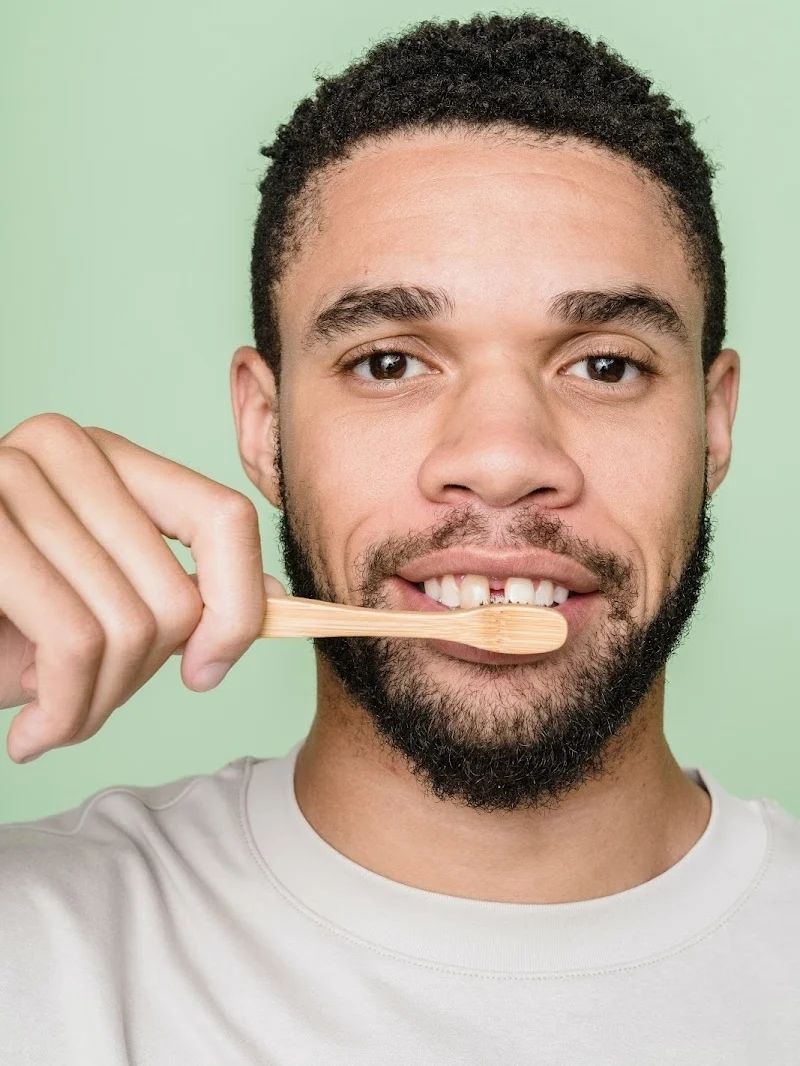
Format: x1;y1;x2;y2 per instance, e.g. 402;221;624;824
264;573;289;598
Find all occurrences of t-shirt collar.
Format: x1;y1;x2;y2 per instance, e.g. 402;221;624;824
245;742;769;974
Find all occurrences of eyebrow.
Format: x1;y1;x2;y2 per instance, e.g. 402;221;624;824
305;285;454;345
305;282;688;346
547;286;689;343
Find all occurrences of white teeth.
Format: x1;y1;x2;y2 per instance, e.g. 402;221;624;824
535;579;555;607
423;577;441;601
420;573;572;608
459;574;490;608
439;574;461;608
504;577;535;605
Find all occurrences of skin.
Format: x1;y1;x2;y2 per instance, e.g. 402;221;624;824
0;127;739;905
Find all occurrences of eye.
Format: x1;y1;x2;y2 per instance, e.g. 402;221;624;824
350;350;429;381
565;355;645;385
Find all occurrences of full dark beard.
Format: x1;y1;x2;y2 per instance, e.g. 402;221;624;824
275;443;714;812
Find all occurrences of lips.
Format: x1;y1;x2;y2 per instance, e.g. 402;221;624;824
396;547;601;596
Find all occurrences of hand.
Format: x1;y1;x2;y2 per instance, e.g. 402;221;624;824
0;414;286;763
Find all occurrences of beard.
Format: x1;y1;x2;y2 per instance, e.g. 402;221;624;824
275;441;714;812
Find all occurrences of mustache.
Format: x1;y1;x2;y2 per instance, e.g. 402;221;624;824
352;503;636;604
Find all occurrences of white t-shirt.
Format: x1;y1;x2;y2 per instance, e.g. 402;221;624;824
1;741;798;1065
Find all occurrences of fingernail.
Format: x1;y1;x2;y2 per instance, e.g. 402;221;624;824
194;661;233;690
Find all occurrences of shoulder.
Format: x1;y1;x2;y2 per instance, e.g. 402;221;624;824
0;757;259;1050
0;756;256;928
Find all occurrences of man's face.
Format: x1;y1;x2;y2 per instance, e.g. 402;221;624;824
246;129;736;810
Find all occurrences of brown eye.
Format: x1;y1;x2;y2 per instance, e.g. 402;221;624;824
588;356;627;382
351;351;429;381
369;352;406;379
566;355;642;385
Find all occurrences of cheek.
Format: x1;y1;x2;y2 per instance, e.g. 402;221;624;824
280;392;426;585
575;401;705;600
636;409;704;519
596;428;700;514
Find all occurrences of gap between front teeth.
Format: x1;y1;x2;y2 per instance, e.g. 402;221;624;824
423;575;570;609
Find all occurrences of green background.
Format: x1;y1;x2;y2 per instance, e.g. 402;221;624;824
1;0;797;822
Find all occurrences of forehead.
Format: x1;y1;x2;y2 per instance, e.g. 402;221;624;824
277;129;703;347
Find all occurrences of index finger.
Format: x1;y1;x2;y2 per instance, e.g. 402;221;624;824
85;428;267;687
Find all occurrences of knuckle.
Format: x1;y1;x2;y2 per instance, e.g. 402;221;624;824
148;581;203;649
109;604;158;659
61;616;106;664
0;446;39;488
3;412;83;450
166;584;204;639
212;490;259;532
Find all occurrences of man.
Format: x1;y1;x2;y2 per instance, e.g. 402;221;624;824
0;12;797;1064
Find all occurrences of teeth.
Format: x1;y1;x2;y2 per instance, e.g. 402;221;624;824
459;575;490;608
423;577;441;601
439;574;461;608
504;577;535;605
535;579;555;607
420;574;573;609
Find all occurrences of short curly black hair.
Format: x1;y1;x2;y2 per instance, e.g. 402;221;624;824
251;13;725;385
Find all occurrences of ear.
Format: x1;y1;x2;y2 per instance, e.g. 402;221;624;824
230;345;282;509
704;347;740;495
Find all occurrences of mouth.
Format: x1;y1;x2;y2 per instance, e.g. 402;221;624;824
389;574;600;666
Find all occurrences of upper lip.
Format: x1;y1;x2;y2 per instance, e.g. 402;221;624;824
396;548;601;595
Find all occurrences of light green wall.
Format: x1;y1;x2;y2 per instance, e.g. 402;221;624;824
2;0;797;822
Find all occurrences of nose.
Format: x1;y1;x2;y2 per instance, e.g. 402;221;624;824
417;367;584;511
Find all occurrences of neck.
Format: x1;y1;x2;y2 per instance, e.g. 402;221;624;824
293;658;711;904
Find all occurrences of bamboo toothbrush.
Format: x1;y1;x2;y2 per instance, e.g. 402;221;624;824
0;599;568;655
261;596;567;655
